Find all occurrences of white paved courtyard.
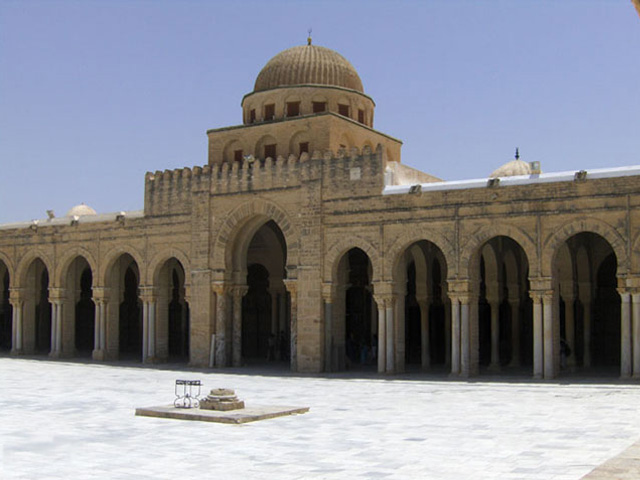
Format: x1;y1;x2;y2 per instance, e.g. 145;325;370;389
2;358;640;479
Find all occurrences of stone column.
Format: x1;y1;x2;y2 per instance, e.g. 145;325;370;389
560;281;576;370
373;294;386;373
9;289;24;355
531;291;543;379
48;288;66;358
231;285;248;368
212;282;228;367
416;295;430;370
488;296;500;372
450;296;461;376
49;301;62;358
284;279;298;372
92;287;109;361
394;287;405;374
322;283;333;372
271;291;279;335
279;293;287;334
578;282;592;368
619;289;632;379
632;292;640;379
508;293;520;367
542;291;555;380
385;295;395;374
460;295;472;377
444;296;451;367
140;287;157;364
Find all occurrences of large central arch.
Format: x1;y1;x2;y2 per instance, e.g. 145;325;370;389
213;200;296;369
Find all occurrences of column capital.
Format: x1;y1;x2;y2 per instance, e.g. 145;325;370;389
9;287;25;303
373;293;395;308
139;286;157;302
529;289;553;302
322;282;333;303
415;294;431;306
48;287;67;302
528;276;552;293
283;279;297;296
372;280;394;298
617;288;632;300
448;292;473;304
231;284;249;298
211;281;227;296
559;281;575;301
446;279;472;296
92;286;110;303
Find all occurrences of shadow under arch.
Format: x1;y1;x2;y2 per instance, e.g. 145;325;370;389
553;231;621;377
212;202;295;369
466;235;533;377
103;253;142;361
0;259;12;351
328;247;375;372
392;239;450;374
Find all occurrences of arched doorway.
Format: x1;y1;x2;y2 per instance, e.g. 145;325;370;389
0;262;11;351
475;237;532;375
241;220;288;365
333;248;374;371
555;232;619;375
156;258;189;362
64;257;95;357
22;259;51;355
397;241;449;373
106;254;141;361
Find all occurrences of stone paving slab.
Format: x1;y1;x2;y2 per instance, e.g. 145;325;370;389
3;358;640;479
135;404;310;423
582;440;640;479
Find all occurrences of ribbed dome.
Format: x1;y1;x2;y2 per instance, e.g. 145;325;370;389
254;44;364;93
490;159;533;178
66;204;97;217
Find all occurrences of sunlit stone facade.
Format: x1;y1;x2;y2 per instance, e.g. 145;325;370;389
1;33;639;380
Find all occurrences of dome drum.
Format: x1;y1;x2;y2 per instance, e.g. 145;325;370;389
241;86;374;127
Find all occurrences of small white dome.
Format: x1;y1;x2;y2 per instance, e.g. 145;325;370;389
66;204;97;217
490;159;533;178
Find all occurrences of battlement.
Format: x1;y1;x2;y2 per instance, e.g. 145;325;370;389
144;144;385;215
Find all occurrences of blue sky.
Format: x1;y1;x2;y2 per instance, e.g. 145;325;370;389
1;0;639;223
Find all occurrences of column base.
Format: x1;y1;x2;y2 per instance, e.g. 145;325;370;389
10;348;23;356
92;349;106;361
487;363;501;373
49;351;63;359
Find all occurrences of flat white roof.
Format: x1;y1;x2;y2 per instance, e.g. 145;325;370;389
383;165;640;195
0;210;144;231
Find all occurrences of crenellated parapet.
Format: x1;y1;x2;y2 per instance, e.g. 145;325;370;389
144;144;385;215
144;167;195;216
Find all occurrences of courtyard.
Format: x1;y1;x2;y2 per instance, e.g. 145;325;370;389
1;358;640;479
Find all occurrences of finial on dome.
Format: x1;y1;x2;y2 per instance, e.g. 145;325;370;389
307;28;312;45
515;147;520;160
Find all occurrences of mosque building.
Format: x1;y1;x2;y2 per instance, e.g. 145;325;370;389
1;11;640;380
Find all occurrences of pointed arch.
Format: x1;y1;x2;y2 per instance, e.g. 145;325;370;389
100;245;145;287
325;234;381;284
54;247;98;287
147;247;191;286
212;198;299;278
0;251;14;280
15;249;53;287
542;218;628;278
385;229;454;281
459;223;537;280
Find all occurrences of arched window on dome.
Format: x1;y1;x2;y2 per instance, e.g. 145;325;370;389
264;103;275;121
313;101;327;113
